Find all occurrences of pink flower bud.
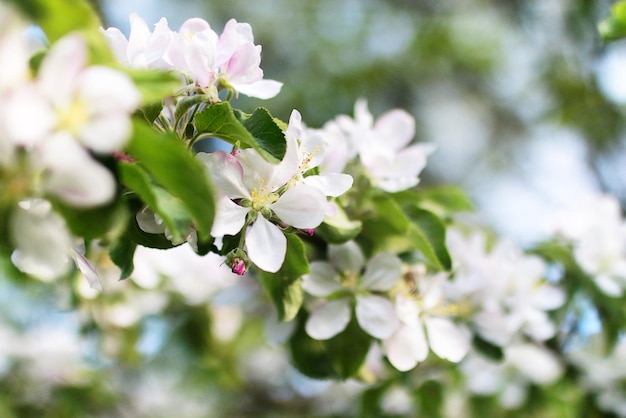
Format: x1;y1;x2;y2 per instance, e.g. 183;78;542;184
231;257;246;275
231;148;240;156
304;228;314;236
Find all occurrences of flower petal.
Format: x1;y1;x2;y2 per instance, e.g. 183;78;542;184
197;151;250;199
302;261;343;297
328;241;365;275
211;196;250;236
356;295;399;339
303;173;353;197
383;323;428;372
424;317;469;362
305;299;351;340
361;253;402;291
246;215;286;273
233;79;283;100
69;247;102;291
271;184;326;229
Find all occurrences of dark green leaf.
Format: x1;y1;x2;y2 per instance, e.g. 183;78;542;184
259;234;307;321
51;196;129;241
126;120;216;240
472;334;504;361
405;206;452;271
288;313;338;380
119;161;193;244
109;234;136;280
323;315;373;379
241;107;287;161
373;193;410;232
194;102;284;163
415;380;443;418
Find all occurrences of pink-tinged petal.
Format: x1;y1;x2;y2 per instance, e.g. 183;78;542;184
305;299;351;340
328;241;365;275
303;173;353;197
38;35;86;107
69;248;102;291
223;43;262;83
235;148;280;190
373;108;415;151
424;317;469;362
38;134;116;207
302;261;342;297
270;109;301;186
179;17;212;34
361;253;402;291
271;184;326;229
127;13;152;66
353;98;374;128
246;215;286;273
211;196;249;237
197;151;250;199
233;79;283;100
356;295;399;339
383;323;428;371
217;19;254;65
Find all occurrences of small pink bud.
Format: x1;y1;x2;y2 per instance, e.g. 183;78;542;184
231;258;246;275
112;150;136;163
304;228;314;236
231;148;241;156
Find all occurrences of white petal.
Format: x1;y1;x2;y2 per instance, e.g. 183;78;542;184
303;173;353;197
38;134;116;207
80;113;132;153
79;66;141;114
361;253;403;291
372;108;415;151
38;35;85;106
271;184;326;229
246;215;286;273
383;323;428;371
10;200;72;280
197;151;251;199
232;79;283;99
305;299;351;340
328;241;365;275
355;295;399;339
506;344;563;384
424;317;469;362
302;261;343;297
69;248;102;291
211;196;250;236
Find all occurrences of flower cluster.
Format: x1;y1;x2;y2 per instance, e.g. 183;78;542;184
102;13;282;100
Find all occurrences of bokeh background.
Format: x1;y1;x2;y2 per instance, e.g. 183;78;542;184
3;0;626;416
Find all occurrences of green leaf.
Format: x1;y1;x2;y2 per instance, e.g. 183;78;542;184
126;120;216;240
119;161;193;244
125;69;182;105
109;234;136;280
415;380;443;418
373;193;410;232
194;102;285;163
472;335;504;361
315;205;362;244
599;1;626;41
323;315;373;379
405;206;452;271
395;185;474;217
259;234;308;321
241;107;287;162
51;196;129;241
288;313;338;380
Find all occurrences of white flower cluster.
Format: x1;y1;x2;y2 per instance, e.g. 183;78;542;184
0;6;140;282
102;14;282;99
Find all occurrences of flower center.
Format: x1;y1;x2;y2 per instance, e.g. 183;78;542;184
56;98;90;137
250;180;278;211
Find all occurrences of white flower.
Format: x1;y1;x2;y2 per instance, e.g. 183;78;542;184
302;241;401;340
552;194;626;297
198;150;327;272
101;13;174;69
37;34;141;153
214;19;282;99
383;272;470;371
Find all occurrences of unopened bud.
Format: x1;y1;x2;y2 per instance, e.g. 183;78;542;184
303;228;314;236
231;257;246;275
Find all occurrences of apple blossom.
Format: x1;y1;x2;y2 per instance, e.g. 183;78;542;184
198;149;327;273
302;240;401;340
383;269;471;371
552;194;626;297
